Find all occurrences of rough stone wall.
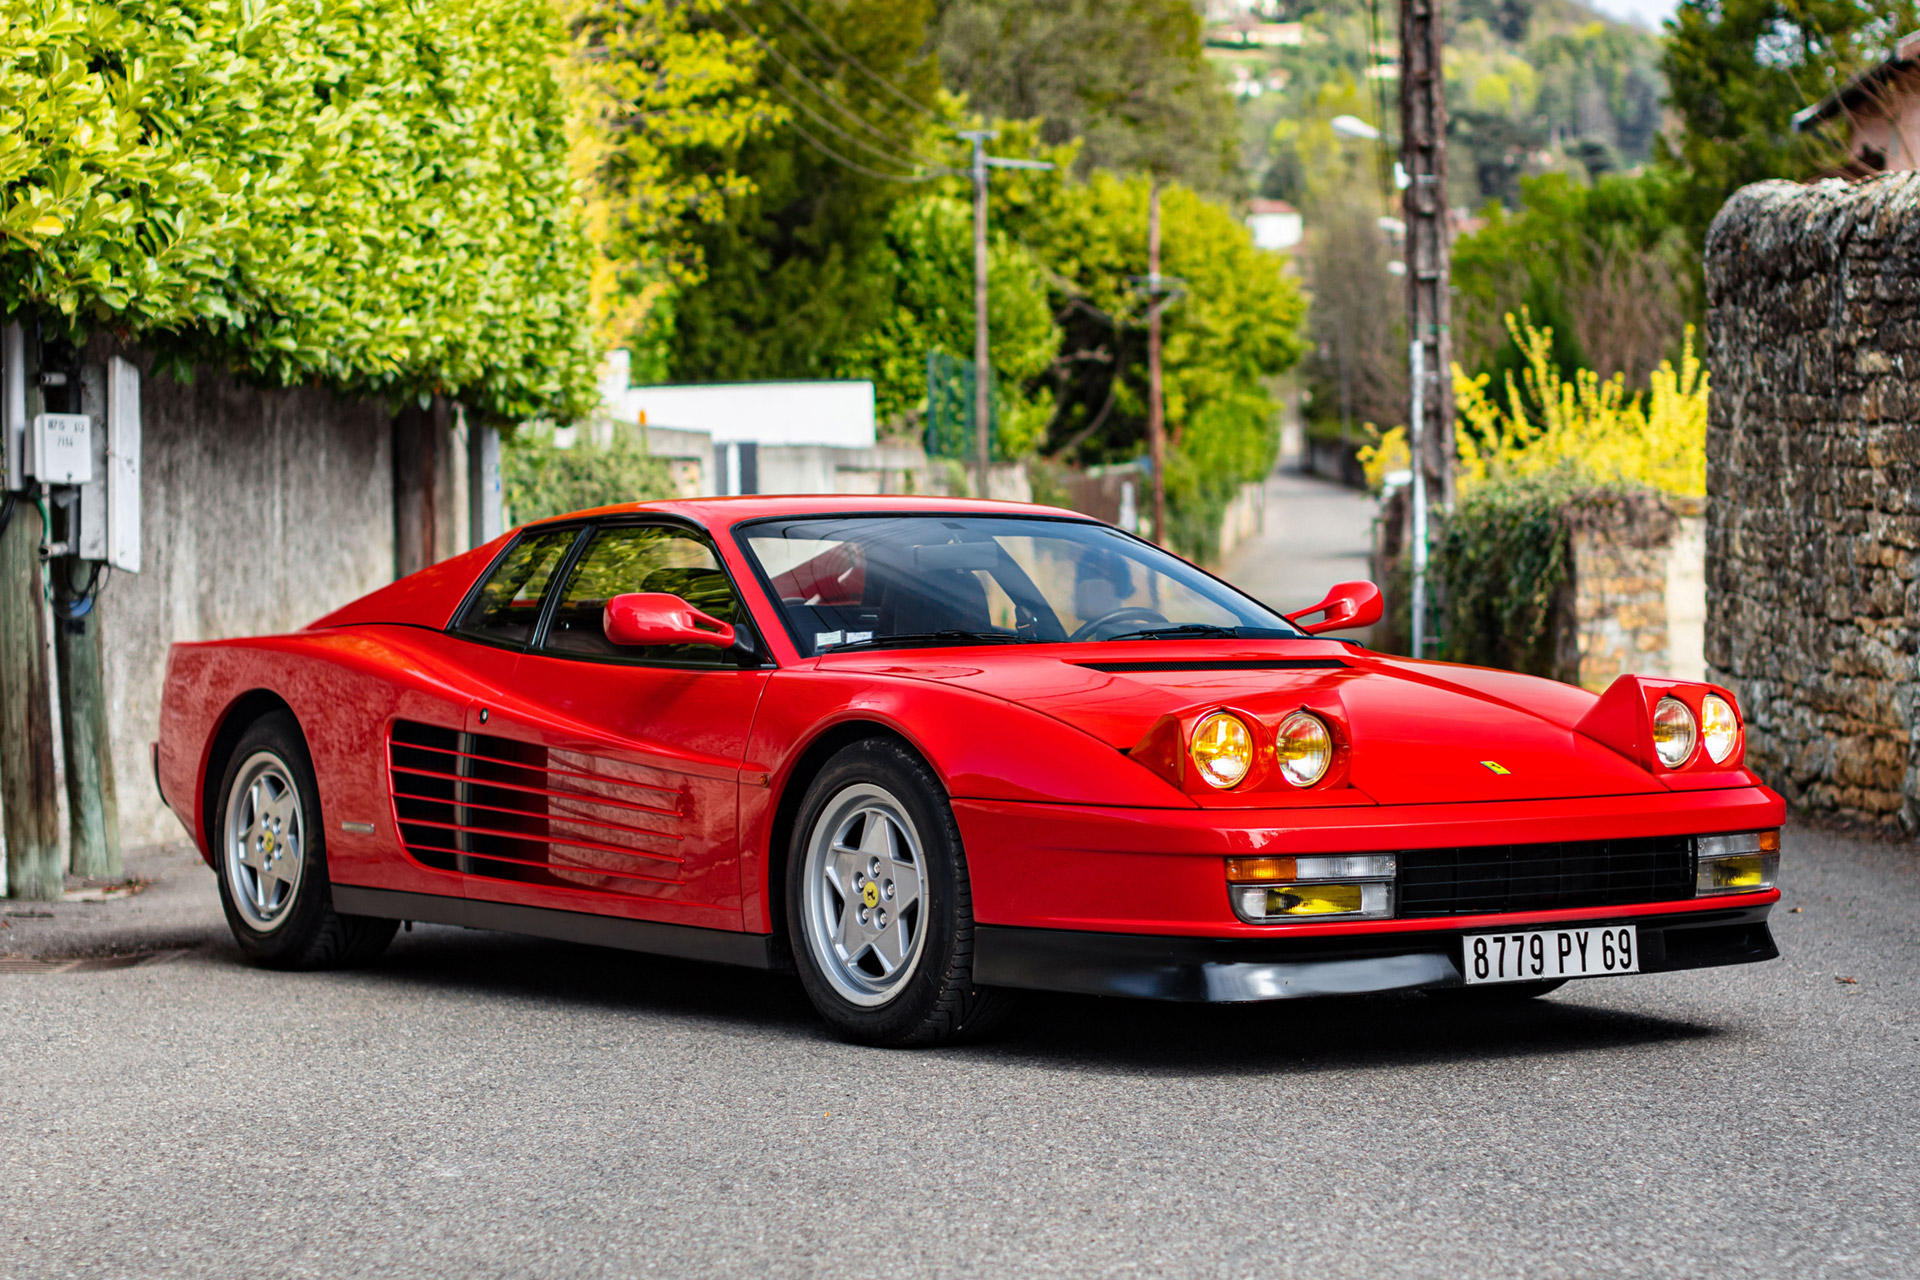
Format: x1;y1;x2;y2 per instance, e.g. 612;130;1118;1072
1570;499;1707;692
1705;175;1920;826
89;340;397;846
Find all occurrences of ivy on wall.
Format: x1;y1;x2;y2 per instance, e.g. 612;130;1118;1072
1;0;597;422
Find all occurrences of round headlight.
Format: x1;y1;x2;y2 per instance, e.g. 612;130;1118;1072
1190;712;1254;789
1700;693;1738;764
1652;696;1696;768
1275;711;1333;788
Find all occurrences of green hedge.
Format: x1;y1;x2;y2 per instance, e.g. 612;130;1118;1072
1433;474;1581;677
3;0;595;422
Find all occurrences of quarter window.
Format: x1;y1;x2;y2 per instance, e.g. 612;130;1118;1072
544;524;743;664
455;527;579;645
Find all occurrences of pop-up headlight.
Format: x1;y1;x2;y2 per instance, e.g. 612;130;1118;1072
1226;854;1396;923
1696;830;1780;896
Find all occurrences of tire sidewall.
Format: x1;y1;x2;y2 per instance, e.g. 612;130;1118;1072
214;713;335;965
787;740;968;1044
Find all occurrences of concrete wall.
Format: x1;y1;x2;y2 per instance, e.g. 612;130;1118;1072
89;341;396;846
1704;175;1920;827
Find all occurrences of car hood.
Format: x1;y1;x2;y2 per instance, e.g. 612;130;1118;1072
820;642;1665;804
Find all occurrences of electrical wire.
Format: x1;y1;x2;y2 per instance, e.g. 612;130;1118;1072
721;3;939;172
756;0;944;123
762;77;957;175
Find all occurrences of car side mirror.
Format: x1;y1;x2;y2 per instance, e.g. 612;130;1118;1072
1285;580;1383;635
602;593;737;649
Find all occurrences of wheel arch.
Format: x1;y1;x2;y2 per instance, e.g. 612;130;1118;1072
200;689;303;856
763;719;936;967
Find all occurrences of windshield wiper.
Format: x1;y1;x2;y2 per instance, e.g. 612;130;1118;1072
1105;623;1240;642
828;630;1035;653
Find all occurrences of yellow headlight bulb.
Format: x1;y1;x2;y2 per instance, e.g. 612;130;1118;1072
1189;712;1254;789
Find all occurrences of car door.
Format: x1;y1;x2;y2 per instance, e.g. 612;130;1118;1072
459;520;772;932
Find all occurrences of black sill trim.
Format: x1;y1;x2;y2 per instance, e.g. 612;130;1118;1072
972;903;1778;1003
331;886;776;970
1078;658;1349;673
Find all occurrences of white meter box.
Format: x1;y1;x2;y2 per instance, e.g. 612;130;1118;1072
29;412;93;485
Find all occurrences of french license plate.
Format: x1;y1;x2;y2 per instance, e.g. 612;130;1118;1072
1462;925;1639;984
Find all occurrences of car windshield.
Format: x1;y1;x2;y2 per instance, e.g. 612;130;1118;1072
739;515;1302;656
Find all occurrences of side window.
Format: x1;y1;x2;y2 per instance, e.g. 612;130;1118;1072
544;525;743;664
454;527;580;645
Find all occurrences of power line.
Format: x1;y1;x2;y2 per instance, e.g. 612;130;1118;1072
763;77;953;175
756;0;943;123
783;116;950;182
721;3;931;160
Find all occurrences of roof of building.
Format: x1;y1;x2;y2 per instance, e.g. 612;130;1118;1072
1793;31;1920;132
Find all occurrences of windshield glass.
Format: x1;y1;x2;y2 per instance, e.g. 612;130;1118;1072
739;515;1301;656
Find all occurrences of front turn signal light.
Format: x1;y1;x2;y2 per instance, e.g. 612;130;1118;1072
1227;853;1395;923
1701;693;1739;764
1696;829;1780;896
1653;696;1697;768
1190;711;1254;789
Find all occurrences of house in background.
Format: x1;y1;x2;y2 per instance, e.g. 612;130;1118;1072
1246;198;1304;251
1792;31;1920;172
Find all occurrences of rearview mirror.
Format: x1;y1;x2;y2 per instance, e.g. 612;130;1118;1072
1284;580;1383;635
602;593;737;649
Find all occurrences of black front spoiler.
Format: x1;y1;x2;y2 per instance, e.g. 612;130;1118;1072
972;904;1779;1003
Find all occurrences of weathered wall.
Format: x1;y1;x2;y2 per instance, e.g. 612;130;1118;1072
1705;175;1920;826
1569;498;1707;692
89;340;397;846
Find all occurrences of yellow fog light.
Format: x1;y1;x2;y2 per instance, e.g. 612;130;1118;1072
1190;711;1254;789
1653;696;1697;768
1275;710;1332;788
1226;853;1396;923
1701;693;1739;764
1695;829;1780;896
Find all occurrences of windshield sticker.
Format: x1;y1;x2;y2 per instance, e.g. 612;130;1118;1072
815;631;844;648
846;631;873;643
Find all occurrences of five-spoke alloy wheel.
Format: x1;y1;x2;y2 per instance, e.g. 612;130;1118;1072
787;738;1012;1046
213;711;397;969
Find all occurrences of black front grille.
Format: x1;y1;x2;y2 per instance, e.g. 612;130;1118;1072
1396;836;1694;917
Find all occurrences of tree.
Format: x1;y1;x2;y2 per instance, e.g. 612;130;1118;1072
668;0;946;384
932;0;1239;195
1662;0;1919;236
3;0;602;423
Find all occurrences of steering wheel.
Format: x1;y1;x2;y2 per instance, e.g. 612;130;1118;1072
1068;606;1172;643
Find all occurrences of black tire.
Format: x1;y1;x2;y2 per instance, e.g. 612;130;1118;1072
213;711;398;969
1430;979;1567;1003
786;738;1014;1047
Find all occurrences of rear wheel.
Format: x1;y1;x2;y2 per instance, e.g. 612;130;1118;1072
787;739;1013;1046
215;712;396;969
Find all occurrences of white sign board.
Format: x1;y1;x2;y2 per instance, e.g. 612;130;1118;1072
106;357;140;571
29;412;92;485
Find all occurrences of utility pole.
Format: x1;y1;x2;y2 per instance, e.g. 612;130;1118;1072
955;129;1053;501
1401;0;1453;657
1146;182;1167;547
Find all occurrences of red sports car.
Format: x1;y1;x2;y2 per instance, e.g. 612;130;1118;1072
155;496;1784;1045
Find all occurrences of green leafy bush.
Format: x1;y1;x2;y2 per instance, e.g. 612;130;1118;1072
1433;473;1581;678
3;0;597;422
501;427;675;525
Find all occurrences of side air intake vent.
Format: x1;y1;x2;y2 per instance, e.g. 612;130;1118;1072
386;719;686;892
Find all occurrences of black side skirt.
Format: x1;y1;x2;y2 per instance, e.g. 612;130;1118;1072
331;886;777;970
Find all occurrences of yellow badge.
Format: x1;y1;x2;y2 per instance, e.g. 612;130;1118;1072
1480;760;1511;775
861;881;880;908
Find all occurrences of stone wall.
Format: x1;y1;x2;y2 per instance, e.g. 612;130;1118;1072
1705;175;1920;826
1567;495;1707;692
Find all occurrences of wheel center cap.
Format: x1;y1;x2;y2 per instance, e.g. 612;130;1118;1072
861;881;880;909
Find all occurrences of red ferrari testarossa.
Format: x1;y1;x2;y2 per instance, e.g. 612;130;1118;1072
156;495;1784;1044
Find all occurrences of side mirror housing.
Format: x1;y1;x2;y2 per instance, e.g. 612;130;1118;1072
602;593;737;649
1285;580;1384;635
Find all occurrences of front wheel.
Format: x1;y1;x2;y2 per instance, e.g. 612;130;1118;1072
787;739;1013;1046
215;711;397;969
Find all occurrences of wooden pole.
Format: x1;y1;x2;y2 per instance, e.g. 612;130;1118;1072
1146;181;1167;547
0;493;62;899
54;573;120;880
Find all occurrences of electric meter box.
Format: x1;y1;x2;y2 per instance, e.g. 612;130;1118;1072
28;412;93;485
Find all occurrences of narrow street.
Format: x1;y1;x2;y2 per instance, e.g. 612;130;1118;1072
1221;466;1379;618
2;823;1916;1279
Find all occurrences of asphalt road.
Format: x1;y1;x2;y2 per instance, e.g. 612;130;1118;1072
2;821;1918;1280
1222;467;1378;619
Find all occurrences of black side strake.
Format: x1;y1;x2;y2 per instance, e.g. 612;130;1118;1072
1076;658;1349;673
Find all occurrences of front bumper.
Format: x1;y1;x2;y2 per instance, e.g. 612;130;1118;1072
972;902;1778;1002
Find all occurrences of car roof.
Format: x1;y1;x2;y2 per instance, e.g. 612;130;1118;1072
525;493;1101;531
